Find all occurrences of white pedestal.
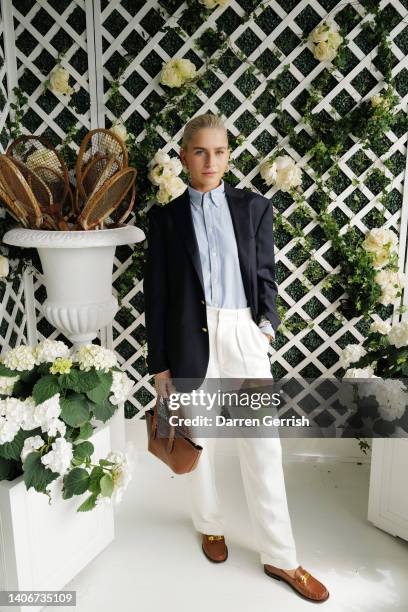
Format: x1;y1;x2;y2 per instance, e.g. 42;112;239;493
0;424;115;612
368;438;408;541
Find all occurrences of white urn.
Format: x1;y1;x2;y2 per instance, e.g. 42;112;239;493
3;226;145;348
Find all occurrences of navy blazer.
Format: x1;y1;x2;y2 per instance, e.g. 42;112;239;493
143;181;280;390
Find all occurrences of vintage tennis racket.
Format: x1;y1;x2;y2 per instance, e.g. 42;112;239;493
0;154;43;228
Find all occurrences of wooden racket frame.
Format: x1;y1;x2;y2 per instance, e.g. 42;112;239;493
0;154;43;228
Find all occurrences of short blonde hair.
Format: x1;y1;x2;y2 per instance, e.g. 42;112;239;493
181;113;228;150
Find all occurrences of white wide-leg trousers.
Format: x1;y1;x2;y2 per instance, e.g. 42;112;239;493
187;305;299;569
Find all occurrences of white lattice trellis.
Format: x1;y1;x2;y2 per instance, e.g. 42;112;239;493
0;0;408;425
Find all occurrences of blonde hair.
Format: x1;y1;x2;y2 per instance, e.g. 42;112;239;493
181;113;228;150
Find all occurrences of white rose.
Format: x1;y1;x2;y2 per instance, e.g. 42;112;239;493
49;66;74;96
110;122;128;142
313;41;337;62
374;379;407;421
310;23;331;43
157;175;186;205
343;366;376;379
0;255;9;278
275;156;302;191
260;160;277;186
160;58;196;88
148;161;181;186
370;320;391;335
149;150;171;168
339;344;367;369
375;269;405;305
199;0;228;8
371;94;391;110
363;228;399;269
388;321;408;348
327;31;343;49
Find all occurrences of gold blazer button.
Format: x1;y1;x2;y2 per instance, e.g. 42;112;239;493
201;327;207;332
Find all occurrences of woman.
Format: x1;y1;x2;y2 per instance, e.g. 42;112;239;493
144;114;329;603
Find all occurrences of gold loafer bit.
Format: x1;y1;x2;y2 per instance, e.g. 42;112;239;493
207;535;224;541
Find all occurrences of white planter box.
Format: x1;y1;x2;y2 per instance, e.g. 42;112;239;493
368;438;408;542
0;424;115;612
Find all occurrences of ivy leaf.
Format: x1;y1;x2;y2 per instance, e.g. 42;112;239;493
32;375;60;405
23;452;59;492
86;371;113;404
100;473;113;497
62;467;90;499
60;394;90;427
77;492;98;512
73;441;94;462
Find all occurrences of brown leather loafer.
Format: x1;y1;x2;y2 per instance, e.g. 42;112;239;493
202;534;228;563
264;564;329;603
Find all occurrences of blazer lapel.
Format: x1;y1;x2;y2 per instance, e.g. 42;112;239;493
171;181;253;303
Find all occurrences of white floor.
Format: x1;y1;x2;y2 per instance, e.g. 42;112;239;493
48;428;408;612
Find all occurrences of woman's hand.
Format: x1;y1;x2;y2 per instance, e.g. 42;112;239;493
154;369;176;398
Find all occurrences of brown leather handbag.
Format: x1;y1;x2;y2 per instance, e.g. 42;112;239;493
145;396;203;474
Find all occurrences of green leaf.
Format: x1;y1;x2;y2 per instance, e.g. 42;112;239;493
32;375;60;405
0;364;19;377
90;398;117;423
77;492;98;512
0;429;42;461
73;441;94;462
60;394;90;427
100;473;114;497
76;422;94;441
59;369;100;394
0;456;22;481
86;371;113;404
23;452;59;492
62;467;90;498
88;466;104;494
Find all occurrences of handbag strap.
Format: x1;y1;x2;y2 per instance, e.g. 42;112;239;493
152;396;176;453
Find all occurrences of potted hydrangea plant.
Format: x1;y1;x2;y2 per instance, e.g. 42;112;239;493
0;339;135;606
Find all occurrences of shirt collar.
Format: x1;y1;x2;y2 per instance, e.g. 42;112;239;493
188;180;225;208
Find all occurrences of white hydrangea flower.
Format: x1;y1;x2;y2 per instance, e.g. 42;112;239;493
260;155;301;192
374;379;407;421
96;447;134;506
34;339;71;364
339;344;367;369
388;321;408;349
20;396;40;431
370;320;391;335
2;345;36;371
343;366;376;379
21;435;45;463
35;393;63;437
0;374;20;396
41;437;73;476
72;345;118;372
45;418;66;438
110;371;135;405
375;269;405;306
362;228;399;269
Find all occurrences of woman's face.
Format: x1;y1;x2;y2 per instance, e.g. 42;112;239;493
180;128;230;191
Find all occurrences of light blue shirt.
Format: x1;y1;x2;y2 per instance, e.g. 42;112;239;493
187;180;274;339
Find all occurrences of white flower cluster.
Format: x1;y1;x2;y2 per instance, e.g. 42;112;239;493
95;446;134;506
160;58;196;89
371;94;392;111
148;150;186;205
388;321;408;349
72;344;118;372
199;0;228;8
309;22;343;62
21;435;44;463
360;379;407;422
374;269;405;306
362;227;399;269
1;340;71;372
0;374;20;396
0;393;66;445
260;155;302;192
109;121;128;143
343;365;376;379
339;344;367;370
109;371;135;405
369;320;391;335
49;66;74;96
41;437;73;476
